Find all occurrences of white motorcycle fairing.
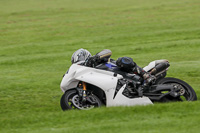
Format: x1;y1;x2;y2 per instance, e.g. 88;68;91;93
60;64;153;107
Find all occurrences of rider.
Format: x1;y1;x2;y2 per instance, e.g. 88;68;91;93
71;48;156;85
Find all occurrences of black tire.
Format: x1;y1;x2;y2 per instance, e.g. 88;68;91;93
157;77;197;101
60;89;102;111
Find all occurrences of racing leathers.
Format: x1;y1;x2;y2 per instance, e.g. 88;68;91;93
86;49;156;85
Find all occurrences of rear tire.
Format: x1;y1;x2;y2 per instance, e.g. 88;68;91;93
157;77;197;101
60;89;102;111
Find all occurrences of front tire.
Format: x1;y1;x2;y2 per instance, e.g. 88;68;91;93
157;77;197;101
60;89;102;111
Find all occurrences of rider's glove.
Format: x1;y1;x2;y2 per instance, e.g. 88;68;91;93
85;55;100;67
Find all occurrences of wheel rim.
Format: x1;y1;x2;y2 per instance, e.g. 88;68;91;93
170;83;188;101
71;95;95;110
161;82;193;101
65;90;101;110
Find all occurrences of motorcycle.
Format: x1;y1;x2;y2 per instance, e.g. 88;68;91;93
60;59;197;110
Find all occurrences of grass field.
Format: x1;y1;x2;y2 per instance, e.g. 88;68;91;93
0;0;200;132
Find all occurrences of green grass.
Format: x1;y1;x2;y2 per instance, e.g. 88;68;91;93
0;0;200;132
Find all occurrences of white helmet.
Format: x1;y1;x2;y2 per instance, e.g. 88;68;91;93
71;48;91;64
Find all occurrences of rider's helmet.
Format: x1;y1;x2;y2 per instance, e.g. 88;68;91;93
71;48;91;64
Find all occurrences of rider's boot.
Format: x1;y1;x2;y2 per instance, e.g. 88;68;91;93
137;86;144;97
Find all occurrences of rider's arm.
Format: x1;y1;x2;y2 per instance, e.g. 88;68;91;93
86;49;112;67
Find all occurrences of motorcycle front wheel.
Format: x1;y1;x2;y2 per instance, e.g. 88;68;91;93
60;89;102;111
157;77;197;102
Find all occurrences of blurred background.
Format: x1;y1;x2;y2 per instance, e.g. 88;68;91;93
0;0;200;132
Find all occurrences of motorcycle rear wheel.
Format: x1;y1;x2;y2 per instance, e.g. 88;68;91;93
60;89;102;111
157;77;197;101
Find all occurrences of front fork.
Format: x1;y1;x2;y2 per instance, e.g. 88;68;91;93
82;82;87;104
77;82;96;105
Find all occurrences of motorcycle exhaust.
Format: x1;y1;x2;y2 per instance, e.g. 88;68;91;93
150;62;170;75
